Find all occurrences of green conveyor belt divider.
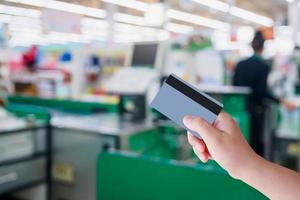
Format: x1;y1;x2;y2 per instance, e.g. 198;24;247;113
5;103;51;123
7;95;119;114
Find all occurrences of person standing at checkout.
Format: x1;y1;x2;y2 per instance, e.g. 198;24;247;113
233;31;297;156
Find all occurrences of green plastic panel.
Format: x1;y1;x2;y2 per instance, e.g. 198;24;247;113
7;95;118;114
97;152;267;200
223;94;247;112
128;129;161;152
5;103;51;123
222;94;250;141
128;128;176;159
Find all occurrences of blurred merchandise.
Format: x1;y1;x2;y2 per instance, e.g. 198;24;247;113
119;94;146;121
277;108;300;139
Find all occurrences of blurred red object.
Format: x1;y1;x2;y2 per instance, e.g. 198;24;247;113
23;45;38;71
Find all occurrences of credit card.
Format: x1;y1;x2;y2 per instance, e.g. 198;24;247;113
150;74;223;138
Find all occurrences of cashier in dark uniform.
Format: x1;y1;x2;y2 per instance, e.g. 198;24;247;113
233;31;296;156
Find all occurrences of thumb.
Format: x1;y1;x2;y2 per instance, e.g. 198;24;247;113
183;116;221;145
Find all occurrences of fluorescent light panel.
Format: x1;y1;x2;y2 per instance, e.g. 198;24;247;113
0;14;12;23
230;6;274;27
101;0;148;12
167;9;230;30
101;0;229;30
101;0;274;27
165;23;194;34
0;4;41;18
114;13;146;26
191;0;274;27
192;0;230;12
4;0;107;18
81;17;109;29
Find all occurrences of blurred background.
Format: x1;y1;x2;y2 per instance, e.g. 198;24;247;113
0;0;299;200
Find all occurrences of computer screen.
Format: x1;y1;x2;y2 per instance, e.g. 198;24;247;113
131;43;158;67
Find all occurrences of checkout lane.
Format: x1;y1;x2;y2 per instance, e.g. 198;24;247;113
0;84;255;200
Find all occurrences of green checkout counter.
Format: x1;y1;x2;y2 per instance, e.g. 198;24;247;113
97;151;266;200
3;87;260;200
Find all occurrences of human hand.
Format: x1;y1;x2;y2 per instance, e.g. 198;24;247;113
281;100;298;111
183;112;260;179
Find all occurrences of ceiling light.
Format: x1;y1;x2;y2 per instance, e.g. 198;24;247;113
286;0;294;3
85;7;107;18
191;0;230;12
114;23;156;34
144;3;165;27
113;22;169;42
165;23;194;35
0;5;41;18
114;13;146;26
230;6;274;27
81;18;109;28
101;0;148;12
4;0;107;18
237;26;254;43
0;14;12;23
191;0;274;27
167;9;230;30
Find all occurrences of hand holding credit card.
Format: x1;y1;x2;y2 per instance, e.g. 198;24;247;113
150;74;223;138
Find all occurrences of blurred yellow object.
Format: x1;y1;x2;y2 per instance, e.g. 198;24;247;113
287;144;300;156
52;162;75;183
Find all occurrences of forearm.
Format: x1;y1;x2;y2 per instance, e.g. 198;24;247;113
237;155;300;200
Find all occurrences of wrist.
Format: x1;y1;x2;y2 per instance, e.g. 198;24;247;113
230;151;264;180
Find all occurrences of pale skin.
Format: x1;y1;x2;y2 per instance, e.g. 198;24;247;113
183;112;300;200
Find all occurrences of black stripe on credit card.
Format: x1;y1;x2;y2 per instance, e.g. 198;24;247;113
165;75;222;115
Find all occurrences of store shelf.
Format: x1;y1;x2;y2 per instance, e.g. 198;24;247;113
0;152;46;167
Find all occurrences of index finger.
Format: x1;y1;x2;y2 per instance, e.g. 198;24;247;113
213;112;239;135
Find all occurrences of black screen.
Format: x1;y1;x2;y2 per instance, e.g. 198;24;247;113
131;43;158;67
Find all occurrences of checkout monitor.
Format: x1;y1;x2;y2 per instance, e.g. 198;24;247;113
131;42;158;67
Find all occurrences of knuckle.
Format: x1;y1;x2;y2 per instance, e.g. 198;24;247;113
192;118;207;129
213;135;223;145
222;112;231;121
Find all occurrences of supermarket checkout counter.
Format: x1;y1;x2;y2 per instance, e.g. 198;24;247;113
4;90;252;199
50;112;156;200
97;151;267;200
0;113;50;199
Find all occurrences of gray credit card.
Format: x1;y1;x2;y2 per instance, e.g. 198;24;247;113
150;74;223;138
